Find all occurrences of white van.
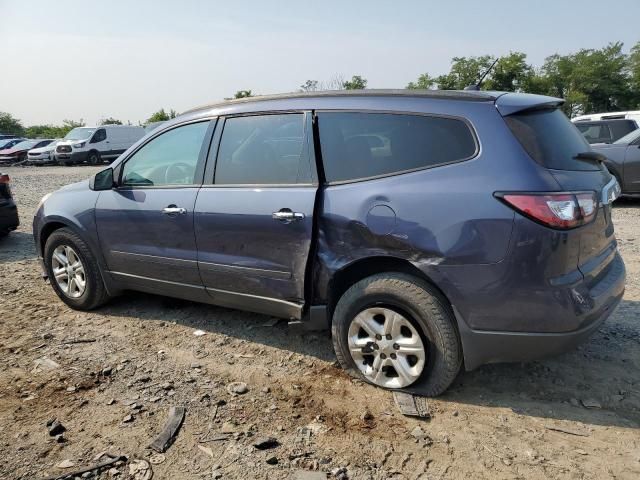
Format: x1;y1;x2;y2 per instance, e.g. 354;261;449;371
572;110;640;123
55;125;145;165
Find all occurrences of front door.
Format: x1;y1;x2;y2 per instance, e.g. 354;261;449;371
624;140;640;193
96;120;213;299
194;112;317;319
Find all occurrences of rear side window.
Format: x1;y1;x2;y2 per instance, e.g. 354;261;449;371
608;120;636;141
215;114;308;185
317;112;477;183
505;109;598;171
575;123;611;143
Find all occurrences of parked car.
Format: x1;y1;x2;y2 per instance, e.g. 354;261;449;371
55;125;145;165
573;119;638;144
27;139;61;165
33;90;625;395
0;138;25;150
573;110;640;124
591;127;640;195
0;139;54;164
0;134;20;140
0;173;19;237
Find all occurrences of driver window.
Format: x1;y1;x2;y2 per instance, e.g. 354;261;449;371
91;128;106;143
121;122;209;187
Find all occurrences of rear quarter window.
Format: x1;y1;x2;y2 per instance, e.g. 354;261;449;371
505;108;599;171
317;112;477;183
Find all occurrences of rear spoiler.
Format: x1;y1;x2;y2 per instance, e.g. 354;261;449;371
495;92;564;116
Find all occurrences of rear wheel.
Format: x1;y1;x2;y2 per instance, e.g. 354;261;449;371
332;273;461;396
87;151;101;165
44;228;110;310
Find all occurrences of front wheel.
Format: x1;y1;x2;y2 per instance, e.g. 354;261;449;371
87;151;101;165
44;228;110;310
331;273;461;396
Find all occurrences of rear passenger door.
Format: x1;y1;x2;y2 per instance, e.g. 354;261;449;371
194;112;317;319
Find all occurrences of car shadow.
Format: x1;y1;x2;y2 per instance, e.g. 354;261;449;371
100;291;640;430
0;230;37;264
613;196;640;209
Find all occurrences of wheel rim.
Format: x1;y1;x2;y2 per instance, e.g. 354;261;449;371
51;245;86;298
347;307;426;388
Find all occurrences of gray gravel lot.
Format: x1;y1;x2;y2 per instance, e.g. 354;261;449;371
0;165;639;479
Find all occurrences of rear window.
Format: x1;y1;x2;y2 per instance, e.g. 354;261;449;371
505;108;599;171
317;112;477;183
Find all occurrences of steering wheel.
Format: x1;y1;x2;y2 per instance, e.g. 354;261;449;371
164;162;192;184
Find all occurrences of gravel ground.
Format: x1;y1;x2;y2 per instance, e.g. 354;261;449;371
0;165;639;480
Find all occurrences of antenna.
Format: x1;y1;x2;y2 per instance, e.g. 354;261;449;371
464;57;500;91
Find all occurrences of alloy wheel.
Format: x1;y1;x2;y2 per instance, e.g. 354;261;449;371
51;245;86;298
347;306;426;388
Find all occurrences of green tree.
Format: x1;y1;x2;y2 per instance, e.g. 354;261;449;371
436;55;493;90
342;75;367;90
0;112;24;135
227;90;253;100
484;52;533;92
146;108;177;124
629;41;640;108
100;117;122;125
406;73;437;90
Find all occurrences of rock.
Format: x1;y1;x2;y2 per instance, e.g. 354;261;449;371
221;422;236;433
331;467;347;476
575;449;588;455
108;467;121;477
262;387;271;393
227;382;249;395
581;398;602;409
253;436;279;450
361;411;374;421
266;455;278;465
410;425;427;440
42;333;54;340
122;414;134;423
47;419;66;436
66;386;76;393
82;472;92;478
107;398;116;405
193;330;206;336
569;398;580;407
160;382;173;390
291;471;327;480
102;366;113;376
452;410;459;417
55;434;66;443
129;459;152;480
56;459;75;469
33;357;60;372
198;445;214;457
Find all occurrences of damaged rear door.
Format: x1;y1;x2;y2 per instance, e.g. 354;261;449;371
194;112;318;319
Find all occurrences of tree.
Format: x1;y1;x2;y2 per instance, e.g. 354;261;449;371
406;73;437;90
100;117;122;125
146;108;177;124
226;90;253;100
628;41;640;108
342;75;367;90
436;55;493;90
0;112;24;135
300;80;319;92
484;52;533;92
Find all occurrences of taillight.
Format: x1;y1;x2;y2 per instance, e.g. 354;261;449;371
498;192;597;229
0;174;9;184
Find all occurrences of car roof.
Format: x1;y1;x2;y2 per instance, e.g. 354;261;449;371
181;89;562;120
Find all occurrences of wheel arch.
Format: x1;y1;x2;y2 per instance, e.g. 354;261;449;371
327;256;453;319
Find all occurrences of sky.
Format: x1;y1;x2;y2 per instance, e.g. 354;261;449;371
1;0;639;126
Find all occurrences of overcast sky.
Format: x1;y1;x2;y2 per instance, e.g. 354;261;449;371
1;0;639;126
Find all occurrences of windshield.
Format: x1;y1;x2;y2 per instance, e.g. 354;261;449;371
64;127;95;141
614;128;640;145
9;140;39;150
504;108;599;171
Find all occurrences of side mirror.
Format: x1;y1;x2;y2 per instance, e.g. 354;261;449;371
90;167;115;191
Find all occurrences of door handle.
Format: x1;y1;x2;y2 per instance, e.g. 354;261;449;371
162;206;187;216
272;209;305;223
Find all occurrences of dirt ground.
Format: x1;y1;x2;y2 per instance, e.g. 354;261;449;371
0;165;638;480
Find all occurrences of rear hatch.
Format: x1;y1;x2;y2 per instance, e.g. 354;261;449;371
501;104;619;281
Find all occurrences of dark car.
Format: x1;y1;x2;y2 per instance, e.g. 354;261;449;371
0;139;54;164
33;90;625;395
0;173;19;236
574;119;638;144
591;128;640;195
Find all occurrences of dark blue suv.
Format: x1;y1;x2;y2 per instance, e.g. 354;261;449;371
33;90;626;395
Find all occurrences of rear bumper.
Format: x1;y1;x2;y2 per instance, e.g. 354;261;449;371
455;252;625;370
0;201;19;231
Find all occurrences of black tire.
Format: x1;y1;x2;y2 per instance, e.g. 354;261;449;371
44;227;110;310
331;273;461;396
87;151;101;165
